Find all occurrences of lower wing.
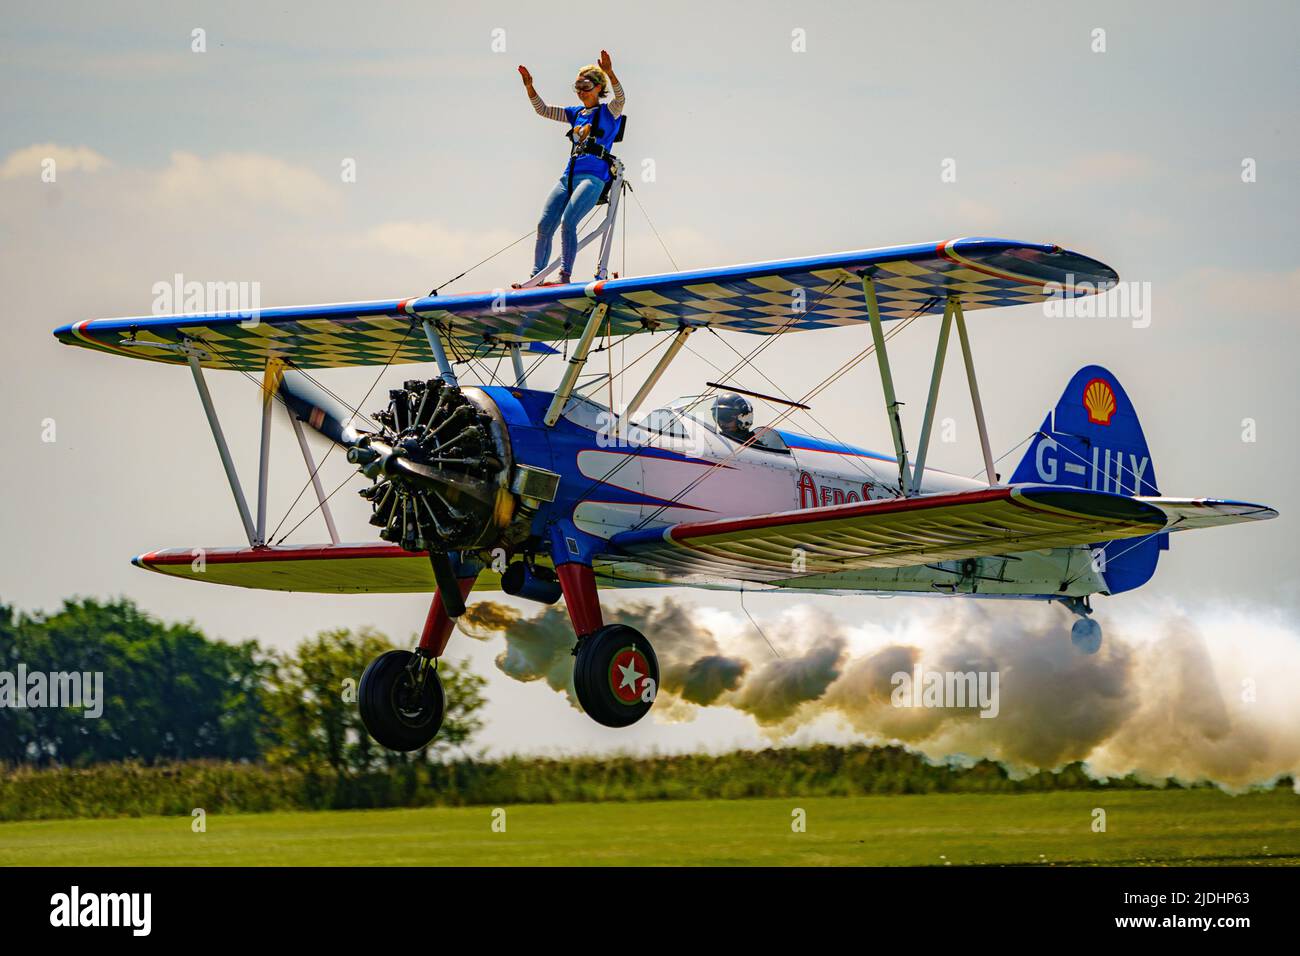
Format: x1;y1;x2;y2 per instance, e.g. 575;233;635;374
604;485;1275;583
131;490;1274;592
132;544;502;594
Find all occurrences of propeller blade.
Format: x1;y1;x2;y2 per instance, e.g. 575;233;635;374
277;370;365;447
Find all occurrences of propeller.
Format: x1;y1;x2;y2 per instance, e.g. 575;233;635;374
275;369;366;448
276;372;508;618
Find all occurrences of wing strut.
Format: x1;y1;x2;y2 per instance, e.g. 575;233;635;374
421;319;459;386
544;302;610;426
288;415;340;545
509;343;527;387
906;294;998;492
256;360;285;546
953;297;998;485
911;297;955;494
186;350;257;545
623;325;694;421
863;276;912;495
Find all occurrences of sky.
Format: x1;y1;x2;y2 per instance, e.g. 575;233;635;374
1;1;1297;762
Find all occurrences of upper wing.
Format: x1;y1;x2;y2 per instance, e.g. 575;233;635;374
605;486;1175;583
52;237;1117;370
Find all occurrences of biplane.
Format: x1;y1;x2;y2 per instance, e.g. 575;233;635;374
54;235;1277;751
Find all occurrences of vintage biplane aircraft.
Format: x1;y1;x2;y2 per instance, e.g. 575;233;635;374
55;235;1277;750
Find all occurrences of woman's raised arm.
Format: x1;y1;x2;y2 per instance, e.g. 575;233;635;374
599;50;625;118
520;64;566;122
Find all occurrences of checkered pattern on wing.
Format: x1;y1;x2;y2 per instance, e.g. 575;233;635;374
62;245;1082;370
181;317;436;370
595;256;1057;333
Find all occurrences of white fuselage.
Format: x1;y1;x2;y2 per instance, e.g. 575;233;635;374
559;396;1106;599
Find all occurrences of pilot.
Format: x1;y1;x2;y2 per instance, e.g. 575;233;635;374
712;393;756;444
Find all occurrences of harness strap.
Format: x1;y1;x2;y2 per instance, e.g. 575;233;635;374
565;106;618;195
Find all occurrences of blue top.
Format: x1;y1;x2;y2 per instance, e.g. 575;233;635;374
563;103;620;182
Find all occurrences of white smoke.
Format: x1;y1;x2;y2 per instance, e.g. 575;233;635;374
458;596;1300;791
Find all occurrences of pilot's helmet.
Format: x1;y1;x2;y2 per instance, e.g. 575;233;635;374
712;393;754;437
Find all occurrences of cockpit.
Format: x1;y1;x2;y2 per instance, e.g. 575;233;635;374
636;394;790;453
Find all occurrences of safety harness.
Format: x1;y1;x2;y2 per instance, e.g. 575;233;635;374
564;108;626;204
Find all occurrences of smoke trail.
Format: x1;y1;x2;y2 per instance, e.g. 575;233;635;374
458;602;577;701
457;596;1300;789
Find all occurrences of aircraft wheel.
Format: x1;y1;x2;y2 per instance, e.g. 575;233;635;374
573;624;659;728
1070;617;1102;655
358;649;445;751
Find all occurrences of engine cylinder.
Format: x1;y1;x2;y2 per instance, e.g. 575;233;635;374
355;379;511;553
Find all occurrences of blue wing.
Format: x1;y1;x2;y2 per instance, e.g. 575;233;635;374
53;237;1117;370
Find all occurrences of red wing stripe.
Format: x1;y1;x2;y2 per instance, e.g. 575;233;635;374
143;544;417;566
666;487;1012;542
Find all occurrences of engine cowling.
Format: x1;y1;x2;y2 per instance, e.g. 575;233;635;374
347;380;513;553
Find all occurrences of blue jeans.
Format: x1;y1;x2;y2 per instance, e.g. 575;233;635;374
533;174;605;278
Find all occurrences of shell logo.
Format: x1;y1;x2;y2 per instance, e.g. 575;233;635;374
1083;378;1117;426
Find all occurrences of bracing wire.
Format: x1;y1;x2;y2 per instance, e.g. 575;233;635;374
268;322;416;542
627;308;927;533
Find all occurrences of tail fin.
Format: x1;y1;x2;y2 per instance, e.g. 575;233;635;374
1010;365;1167;593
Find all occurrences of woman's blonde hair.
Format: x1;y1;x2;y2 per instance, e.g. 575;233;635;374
576;64;609;98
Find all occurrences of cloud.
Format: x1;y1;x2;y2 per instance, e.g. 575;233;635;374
0;143;110;180
152;150;339;216
356;220;525;265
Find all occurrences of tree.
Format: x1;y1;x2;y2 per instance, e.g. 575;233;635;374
0;599;486;772
0;598;268;766
261;627;485;775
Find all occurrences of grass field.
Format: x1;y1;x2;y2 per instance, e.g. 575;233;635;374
0;789;1296;866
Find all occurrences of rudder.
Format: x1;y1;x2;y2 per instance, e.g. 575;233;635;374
1010;365;1167;593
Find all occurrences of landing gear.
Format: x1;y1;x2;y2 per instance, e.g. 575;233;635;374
572;624;659;728
358;649;446;751
1062;597;1103;654
1070;617;1102;654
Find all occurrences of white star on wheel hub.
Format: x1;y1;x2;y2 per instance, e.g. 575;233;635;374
616;656;643;691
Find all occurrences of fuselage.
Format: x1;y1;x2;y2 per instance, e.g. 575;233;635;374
478;386;1106;600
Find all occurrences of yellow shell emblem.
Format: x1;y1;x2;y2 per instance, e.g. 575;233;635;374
1083;378;1116;425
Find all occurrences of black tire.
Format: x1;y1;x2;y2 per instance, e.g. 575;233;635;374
358;649;446;751
573;624;659;728
1070;617;1103;655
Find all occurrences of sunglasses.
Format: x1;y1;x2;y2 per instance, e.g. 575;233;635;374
574;80;598;92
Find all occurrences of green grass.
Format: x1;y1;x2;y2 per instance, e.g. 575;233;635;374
0;790;1296;866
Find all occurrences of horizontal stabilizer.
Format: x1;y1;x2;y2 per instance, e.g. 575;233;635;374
1139;497;1278;530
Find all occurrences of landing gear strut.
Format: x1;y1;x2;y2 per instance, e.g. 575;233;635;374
359;555;663;751
556;561;660;727
1061;597;1102;654
359;570;475;751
